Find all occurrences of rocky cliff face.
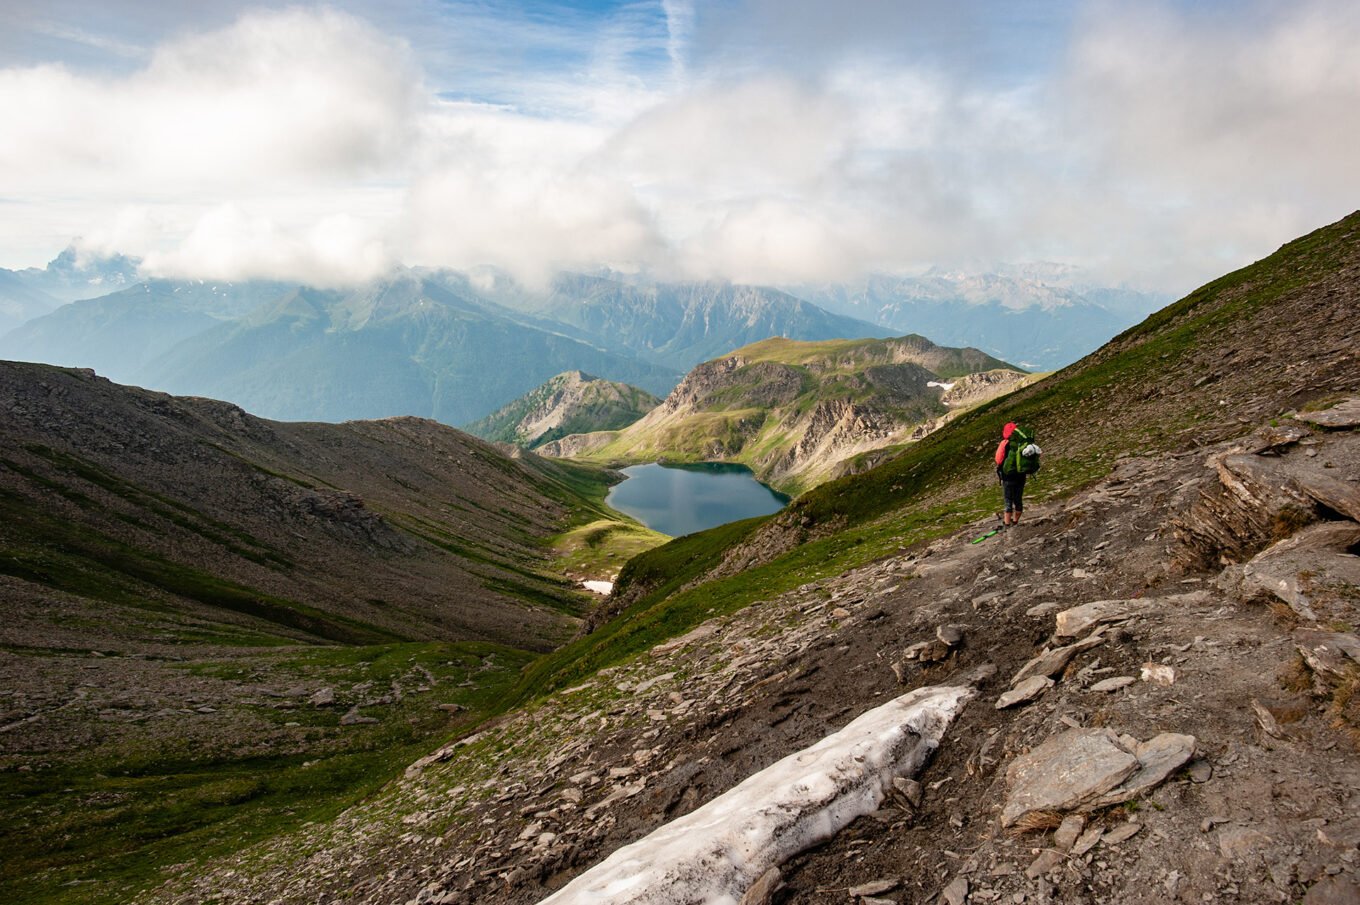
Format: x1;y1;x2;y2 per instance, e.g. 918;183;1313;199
463;371;661;448
539;336;1027;494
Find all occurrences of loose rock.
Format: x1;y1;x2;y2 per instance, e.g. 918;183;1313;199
995;675;1054;710
1139;663;1177;686
1088;676;1135;693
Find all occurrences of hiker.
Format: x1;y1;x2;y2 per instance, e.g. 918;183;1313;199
995;421;1041;526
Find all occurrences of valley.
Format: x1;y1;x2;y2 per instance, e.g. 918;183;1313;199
0;362;652;904
0;211;1356;905
106;210;1360;905
5;4;1355;904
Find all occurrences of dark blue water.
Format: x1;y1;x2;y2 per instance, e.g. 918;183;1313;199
605;462;789;537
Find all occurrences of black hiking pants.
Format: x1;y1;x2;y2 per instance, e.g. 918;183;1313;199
1000;475;1026;514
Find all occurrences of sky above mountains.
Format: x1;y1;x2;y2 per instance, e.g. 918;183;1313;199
2;0;1357;293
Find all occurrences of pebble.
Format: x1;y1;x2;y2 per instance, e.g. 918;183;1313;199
893;777;923;808
937;624;967;646
1187;759;1213;783
1140;663;1178;686
1071;825;1104;856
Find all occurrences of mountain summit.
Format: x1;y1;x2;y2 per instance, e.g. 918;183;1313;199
463;371;661;449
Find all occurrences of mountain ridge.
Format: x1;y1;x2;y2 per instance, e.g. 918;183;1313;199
462;370;661;449
539;334;1026;494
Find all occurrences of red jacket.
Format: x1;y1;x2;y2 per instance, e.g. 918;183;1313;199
995;422;1017;467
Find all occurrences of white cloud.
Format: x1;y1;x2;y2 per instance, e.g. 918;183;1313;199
0;6;418;280
1038;0;1360;287
404;104;664;289
139;204;393;287
2;1;1358;294
0;7;421;195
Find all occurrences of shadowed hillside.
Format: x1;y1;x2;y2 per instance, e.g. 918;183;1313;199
0;361;630;904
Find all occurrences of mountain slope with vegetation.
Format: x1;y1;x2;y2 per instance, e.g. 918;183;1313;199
0;361;638;904
540;334;1025;494
140;275;679;425
0;246;142;338
462;370;661;448
130;213;1360;905
0;280;295;382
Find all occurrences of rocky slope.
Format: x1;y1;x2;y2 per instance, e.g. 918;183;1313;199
133;405;1360;905
123;211;1360;905
539;335;1025;494
463;371;661;449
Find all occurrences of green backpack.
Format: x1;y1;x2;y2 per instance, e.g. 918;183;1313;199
1003;427;1042;476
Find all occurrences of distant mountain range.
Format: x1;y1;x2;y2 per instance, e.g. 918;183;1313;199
0;246;140;336
538;334;1026;494
528;274;892;371
792;272;1170;371
1;247;1169;424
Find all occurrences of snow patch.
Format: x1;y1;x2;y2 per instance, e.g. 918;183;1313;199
537;684;974;905
927;380;955;391
582;580;614;595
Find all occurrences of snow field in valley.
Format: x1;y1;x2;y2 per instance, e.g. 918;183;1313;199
537;684;976;905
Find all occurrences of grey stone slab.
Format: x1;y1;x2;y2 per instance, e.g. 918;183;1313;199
1295;397;1360;429
1001;729;1139;827
1091;732;1197;807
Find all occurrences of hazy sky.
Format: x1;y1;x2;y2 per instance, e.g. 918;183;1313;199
1;0;1357;291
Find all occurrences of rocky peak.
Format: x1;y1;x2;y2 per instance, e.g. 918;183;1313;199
463;371;661;449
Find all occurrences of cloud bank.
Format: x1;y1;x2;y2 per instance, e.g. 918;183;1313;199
1;1;1357;293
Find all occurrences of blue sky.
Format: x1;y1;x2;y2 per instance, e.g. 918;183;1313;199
1;1;1357;291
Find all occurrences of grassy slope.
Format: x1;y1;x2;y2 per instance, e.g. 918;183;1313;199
730;334;1016;376
1;642;534;905
510;211;1360;703
558;335;1015;494
0;399;642;904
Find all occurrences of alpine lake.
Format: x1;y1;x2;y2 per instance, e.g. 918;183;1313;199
605;462;789;537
